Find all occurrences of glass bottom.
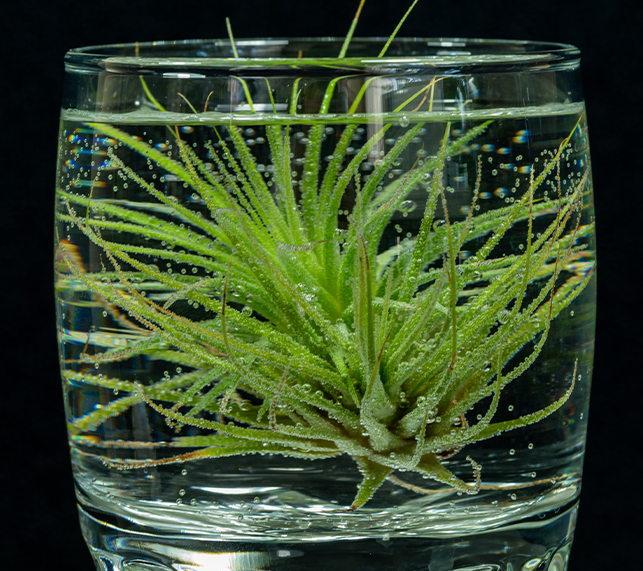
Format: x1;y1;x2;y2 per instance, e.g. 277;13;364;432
79;501;576;571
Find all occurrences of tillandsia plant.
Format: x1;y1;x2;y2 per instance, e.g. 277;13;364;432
55;2;594;510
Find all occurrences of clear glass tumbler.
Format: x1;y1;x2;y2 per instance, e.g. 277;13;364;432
55;37;596;571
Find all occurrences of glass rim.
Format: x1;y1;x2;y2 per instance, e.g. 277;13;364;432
65;37;581;74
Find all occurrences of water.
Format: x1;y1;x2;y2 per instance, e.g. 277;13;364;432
55;104;595;571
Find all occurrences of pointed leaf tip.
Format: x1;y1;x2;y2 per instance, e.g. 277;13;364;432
349;456;393;510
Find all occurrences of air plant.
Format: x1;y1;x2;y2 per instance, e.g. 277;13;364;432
55;1;594;510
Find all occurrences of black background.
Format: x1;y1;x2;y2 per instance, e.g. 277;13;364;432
1;0;641;569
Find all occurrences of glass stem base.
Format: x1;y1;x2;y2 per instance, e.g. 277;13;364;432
79;500;577;571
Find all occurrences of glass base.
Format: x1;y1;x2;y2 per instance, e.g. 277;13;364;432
79;501;576;571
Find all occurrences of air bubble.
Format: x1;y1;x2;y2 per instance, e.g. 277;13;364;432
399;116;410;128
399;200;417;213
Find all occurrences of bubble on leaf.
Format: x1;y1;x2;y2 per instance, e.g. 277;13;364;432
399;200;417;213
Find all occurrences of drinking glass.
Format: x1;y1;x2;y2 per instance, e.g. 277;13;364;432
55;37;596;571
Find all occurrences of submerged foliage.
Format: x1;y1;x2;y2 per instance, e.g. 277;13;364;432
55;10;594;510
